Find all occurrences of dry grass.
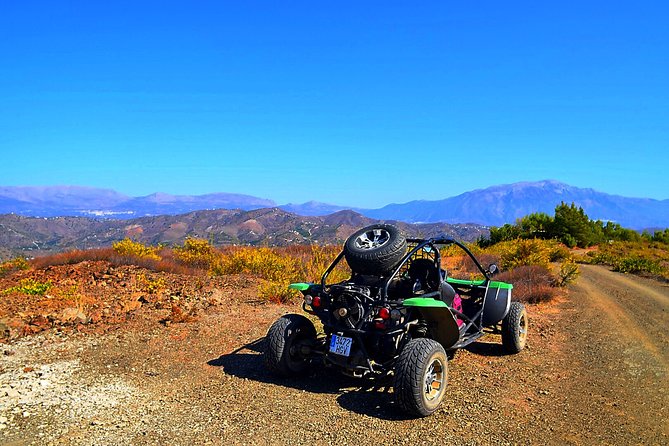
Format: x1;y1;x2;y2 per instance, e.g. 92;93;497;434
585;241;669;279
211;244;349;303
0;257;30;277
442;238;579;304
496;265;562;304
23;236;585;305
30;247;202;276
27;240;349;304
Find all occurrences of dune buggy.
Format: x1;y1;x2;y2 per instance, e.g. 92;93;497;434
264;224;528;417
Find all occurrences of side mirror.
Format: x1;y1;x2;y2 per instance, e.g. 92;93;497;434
488;264;499;276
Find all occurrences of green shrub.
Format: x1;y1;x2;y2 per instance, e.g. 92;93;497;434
557;258;580;286
613;257;662;275
489;239;552;270
3;278;52;296
112;238;161;260
174;238;217;269
0;257;29;276
543;240;571;262
586;241;669;279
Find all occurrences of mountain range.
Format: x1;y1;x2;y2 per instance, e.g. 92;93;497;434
1;180;668;229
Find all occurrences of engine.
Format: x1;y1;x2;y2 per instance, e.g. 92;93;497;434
328;284;372;329
303;282;408;375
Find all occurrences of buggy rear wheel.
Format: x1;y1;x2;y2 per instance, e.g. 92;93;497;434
393;338;448;417
264;314;317;377
501;301;528;354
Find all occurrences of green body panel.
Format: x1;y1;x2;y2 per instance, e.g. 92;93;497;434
403;297;448;308
403;297;460;349
446;278;513;290
446;277;486;287
288;282;312;291
490;281;513;290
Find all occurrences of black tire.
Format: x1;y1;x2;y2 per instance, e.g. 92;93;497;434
501;301;528;354
344;224;407;275
264;314;317;377
394;338;448;417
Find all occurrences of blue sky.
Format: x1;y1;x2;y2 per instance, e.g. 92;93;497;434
1;1;667;207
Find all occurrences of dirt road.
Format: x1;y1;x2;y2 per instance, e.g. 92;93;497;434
1;265;667;445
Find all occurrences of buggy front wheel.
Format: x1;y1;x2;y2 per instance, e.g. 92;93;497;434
501;301;528;354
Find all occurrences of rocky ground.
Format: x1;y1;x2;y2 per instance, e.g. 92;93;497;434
0;264;667;445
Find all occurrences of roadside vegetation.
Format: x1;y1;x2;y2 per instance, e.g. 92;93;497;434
11;238;349;304
582;241;669;279
0;256;29;277
480;202;669;281
441;237;578;304
5;236;572;306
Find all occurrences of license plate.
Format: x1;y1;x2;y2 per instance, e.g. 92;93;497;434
329;334;352;357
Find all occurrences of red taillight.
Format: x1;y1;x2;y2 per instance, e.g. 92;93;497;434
378;307;390;320
312;295;322;308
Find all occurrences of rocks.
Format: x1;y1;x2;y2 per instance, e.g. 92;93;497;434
0;338;139;444
60;307;88;324
0;321;10;339
0;260;242;341
4;388;20;398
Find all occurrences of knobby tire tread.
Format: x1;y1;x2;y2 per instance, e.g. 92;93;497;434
394;338;447;417
501;302;526;354
264;314;316;377
344;224;407;275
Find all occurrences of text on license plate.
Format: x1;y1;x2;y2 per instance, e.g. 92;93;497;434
329;334;352;357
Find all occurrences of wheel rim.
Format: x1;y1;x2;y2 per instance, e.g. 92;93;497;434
354;228;391;250
286;330;309;371
518;311;528;344
424;358;445;401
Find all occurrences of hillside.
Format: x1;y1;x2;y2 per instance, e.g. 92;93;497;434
0;209;487;259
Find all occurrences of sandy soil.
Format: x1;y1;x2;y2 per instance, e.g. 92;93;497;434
1;264;667;445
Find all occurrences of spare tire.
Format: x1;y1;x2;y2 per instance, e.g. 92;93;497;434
344;224;407;275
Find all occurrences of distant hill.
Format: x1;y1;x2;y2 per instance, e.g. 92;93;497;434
279;201;358;216
108;192;276;217
0;186;130;216
0;209;488;259
1;181;667;229
0;186;275;218
365;180;669;229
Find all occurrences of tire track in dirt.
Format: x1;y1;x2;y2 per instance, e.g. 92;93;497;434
564;265;669;444
573;265;668;366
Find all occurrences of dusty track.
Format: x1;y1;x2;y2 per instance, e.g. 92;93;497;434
1;265;667;445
